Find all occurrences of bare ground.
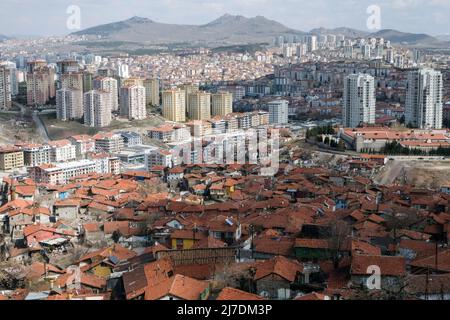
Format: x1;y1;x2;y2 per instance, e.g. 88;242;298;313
375;160;450;188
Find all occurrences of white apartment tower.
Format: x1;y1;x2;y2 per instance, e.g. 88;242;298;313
120;85;147;120
342;74;376;128
0;66;12;110
405;68;443;129
93;77;118;111
268;100;289;125
56;88;83;121
84;90;112;127
162;89;186;122
211;92;233;116
188;91;211;120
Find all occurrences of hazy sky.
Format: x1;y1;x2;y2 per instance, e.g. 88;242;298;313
1;0;450;36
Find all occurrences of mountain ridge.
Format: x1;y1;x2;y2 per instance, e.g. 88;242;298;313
73;14;448;48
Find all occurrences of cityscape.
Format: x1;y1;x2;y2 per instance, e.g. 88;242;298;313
0;0;450;303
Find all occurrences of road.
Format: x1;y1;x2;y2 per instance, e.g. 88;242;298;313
32;111;50;142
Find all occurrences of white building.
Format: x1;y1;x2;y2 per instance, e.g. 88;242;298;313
342;74;376;128
146;149;173;169
268;100;289;125
120;85;146;120
47;140;77;163
93;133;124;154
93;77;118;111
118;63;129;79
405;68;443;129
304;35;318;52
84;90;112;128
68;135;95;158
22;144;51;166
56;88;83;121
28;159;97;185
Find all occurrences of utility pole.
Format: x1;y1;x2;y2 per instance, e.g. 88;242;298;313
435;241;439;272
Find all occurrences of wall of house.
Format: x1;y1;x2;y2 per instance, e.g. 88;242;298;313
171;238;194;249
256;274;292;300
295;247;329;260
56;206;78;220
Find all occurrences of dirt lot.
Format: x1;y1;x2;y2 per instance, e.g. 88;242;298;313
40;114;165;140
375;159;450;188
0;113;43;145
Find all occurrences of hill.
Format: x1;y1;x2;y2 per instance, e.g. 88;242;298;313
73;14;304;46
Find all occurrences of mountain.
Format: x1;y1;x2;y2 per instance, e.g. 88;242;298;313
73;15;449;49
436;34;450;42
371;29;441;46
72;14;305;46
310;27;369;39
0;34;9;41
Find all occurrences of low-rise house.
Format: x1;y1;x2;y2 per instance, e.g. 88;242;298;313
350;254;406;290
144;274;210;300
217;287;265;300
78;244;137;278
170;229;207;250
12;185;37;201
404;273;450;300
254;256;303;300
207;216;241;245
8;207;34;240
54;199;80;220
294;238;331;260
55;271;107;293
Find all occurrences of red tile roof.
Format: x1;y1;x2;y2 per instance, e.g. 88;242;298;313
217;287;265;300
351;254;406;276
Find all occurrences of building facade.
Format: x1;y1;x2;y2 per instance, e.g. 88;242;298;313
405;68;443;129
211;92;233;117
84;90;112;128
342;73;376;128
162;89;186;122
120;85;146;120
188;91;211;120
56;88;83;121
268;100;289;125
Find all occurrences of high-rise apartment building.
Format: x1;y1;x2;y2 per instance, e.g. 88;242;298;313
211;92;233;117
143;78;160;106
0;66;12;110
162;89;186;122
56;88;83;121
120;85;146;120
60;72;84;91
26;62;55;106
342;74;376;128
93;77;118;111
84;90;112;127
268;100;289;125
405;68;443;129
188;91;211;120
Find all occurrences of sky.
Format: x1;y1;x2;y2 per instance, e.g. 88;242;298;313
1;0;450;36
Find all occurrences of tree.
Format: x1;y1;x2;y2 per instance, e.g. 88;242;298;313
112;230;122;243
327;219;351;269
